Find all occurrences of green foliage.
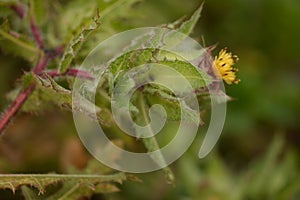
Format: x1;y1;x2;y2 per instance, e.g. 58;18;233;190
0;0;210;198
0;157;140;199
100;4;207;186
105;5;210;126
176;3;203;35
58;13;101;73
0;172;134;198
0;20;41;61
1;0;299;199
23;73;72;112
160;59;211;89
6;73;72;112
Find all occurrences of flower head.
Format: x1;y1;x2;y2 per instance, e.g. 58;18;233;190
213;48;240;84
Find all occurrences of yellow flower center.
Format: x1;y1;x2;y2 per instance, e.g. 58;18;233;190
213;48;240;85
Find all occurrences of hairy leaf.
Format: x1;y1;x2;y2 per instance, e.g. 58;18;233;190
57;0;97;41
160;59;211;89
43;159;140;199
160;4;204;59
58;13;101;73
21;73;72;112
176;4;203;35
0;173;128;195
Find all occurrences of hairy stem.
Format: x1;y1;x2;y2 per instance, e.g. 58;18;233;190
0;47;63;135
0;55;46;135
137;91;175;185
0;84;35;134
0;3;65;135
29;14;44;49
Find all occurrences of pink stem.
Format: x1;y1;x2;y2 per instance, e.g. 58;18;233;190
30;16;44;49
10;4;26;19
0;56;46;135
47;68;94;80
33;56;48;73
0;84;36;134
0;46;63;135
33;46;64;73
0;5;65;135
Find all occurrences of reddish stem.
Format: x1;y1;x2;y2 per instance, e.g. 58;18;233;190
33;46;64;73
33;56;47;73
0;46;63;135
30;16;44;49
47;68;94;80
0;6;65;135
0;56;45;135
10;4;26;19
0;84;36;134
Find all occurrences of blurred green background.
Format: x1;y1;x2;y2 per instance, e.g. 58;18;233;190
0;0;300;199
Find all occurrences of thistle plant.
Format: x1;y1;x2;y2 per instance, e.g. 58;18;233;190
0;1;240;199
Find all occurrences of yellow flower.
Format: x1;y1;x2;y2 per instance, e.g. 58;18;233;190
213;48;240;84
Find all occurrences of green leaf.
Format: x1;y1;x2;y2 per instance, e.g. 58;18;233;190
0;21;41;61
159;59;211;89
58;13;101;73
145;91;180;122
20;73;72;112
58;0;141;73
57;0;97;40
21;72;36;89
150;4;204;64
106;4;208;91
107;48;210;123
43;158;140;200
110;49;211;88
0;173;128;195
109;49;154;75
176;3;203;35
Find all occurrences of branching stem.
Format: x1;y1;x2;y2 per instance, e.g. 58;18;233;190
0;10;64;135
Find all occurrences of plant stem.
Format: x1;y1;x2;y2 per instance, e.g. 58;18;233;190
47;68;94;80
0;55;46;135
0;84;35;134
10;3;26;19
137;91;175;185
0;3;65;135
0;47;63;135
30;15;44;49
